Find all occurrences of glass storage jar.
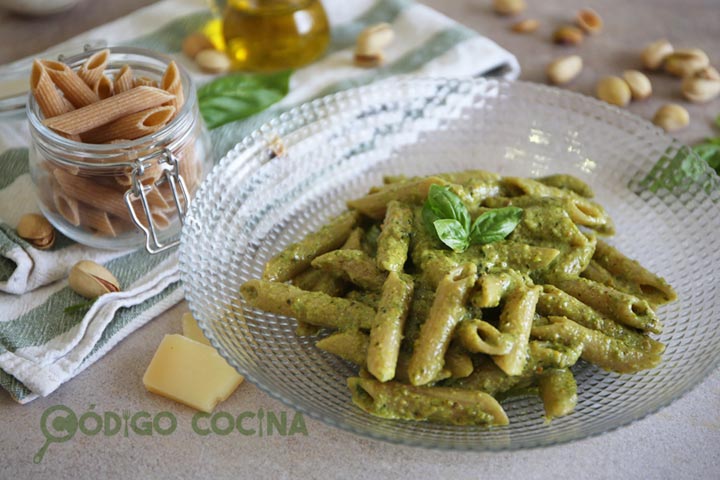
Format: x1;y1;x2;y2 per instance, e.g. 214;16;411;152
27;47;212;253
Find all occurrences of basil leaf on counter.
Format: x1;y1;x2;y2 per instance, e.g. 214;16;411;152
469;206;524;245
198;70;292;129
433;219;469;253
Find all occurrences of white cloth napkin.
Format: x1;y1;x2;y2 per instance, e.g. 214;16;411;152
0;0;519;403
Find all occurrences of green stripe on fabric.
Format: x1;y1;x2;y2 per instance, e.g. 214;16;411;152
327;0;411;53
0;248;175;351
0;223;76;283
0;148;29;190
84;281;180;359
210;25;475;158
0;368;31;402
123;12;214;52
0;280;181;403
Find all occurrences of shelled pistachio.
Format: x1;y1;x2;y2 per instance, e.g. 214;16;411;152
652;104;690;132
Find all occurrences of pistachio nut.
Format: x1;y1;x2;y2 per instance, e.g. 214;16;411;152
182;33;214;60
681;72;720;103
16;213;55;250
622;70;652;100
492;0;526;16
640;39;674;71
195;49;231;74
510;19;539;33
355;23;394;56
664;49;709;77
576;9;603;34
546;55;583;85
652;104;689;133
552;25;584;46
596;76;631;107
68;260;121;299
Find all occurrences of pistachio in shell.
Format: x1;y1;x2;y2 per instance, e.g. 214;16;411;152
17;213;55;250
68;260;121;299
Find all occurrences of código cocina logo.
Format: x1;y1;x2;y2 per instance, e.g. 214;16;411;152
33;404;308;463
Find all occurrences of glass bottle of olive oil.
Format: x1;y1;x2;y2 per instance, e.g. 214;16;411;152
222;0;330;72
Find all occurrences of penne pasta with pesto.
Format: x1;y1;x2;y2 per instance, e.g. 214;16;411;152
241;170;677;426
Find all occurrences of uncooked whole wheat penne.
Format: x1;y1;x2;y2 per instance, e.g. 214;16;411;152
44;87;175;135
78;49;110;88
81;105;175;143
41;60;99;108
78;203;119;236
31;60;72;118
113;65;134;94
93;75;114;100
53;189;80;226
160;61;184;114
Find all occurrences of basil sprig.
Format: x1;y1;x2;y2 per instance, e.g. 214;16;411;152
422;184;523;253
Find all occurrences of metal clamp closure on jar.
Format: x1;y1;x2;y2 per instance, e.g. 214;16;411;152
125;148;189;253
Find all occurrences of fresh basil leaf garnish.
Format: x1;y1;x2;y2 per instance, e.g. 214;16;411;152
469;206;524;245
433;219;469;253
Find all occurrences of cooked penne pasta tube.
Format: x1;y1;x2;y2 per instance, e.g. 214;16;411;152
486;194;613;234
291;268;346;297
592;239;678;306
77;49;110;88
408;264;477;386
551;277;662;334
448;358;535;396
93;75;114;100
528;340;583;369
240;279;374;330
43;86;176;135
443;343;474;379
295;322;321;337
531;316;664;373
41;60;99;108
160;60;184;113
113;64;134;94
375;200;413;272
471;271;522;308
536;174;594;198
581;260;618;287
536;285;662;353
263;211;359;282
342;227;363;250
347;176;448;219
367;272;414;382
53;189;80;226
348;377;509;426
491;285;542;376
455;319;514;355
311;249;386;291
316;330;369;366
538;368;577;421
81;106;176;143
31;60;72;118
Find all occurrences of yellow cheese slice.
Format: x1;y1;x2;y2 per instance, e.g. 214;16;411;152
181;312;211;346
143;334;244;412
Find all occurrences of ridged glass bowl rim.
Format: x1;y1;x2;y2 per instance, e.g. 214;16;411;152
179;76;720;451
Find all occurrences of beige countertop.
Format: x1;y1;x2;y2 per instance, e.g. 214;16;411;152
1;1;719;479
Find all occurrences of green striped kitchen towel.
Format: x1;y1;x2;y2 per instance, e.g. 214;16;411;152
0;0;519;403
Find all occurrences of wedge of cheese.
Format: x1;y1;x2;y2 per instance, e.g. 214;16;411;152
181;312;211;346
143;334;243;412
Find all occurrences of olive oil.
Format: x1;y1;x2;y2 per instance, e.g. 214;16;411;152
222;0;330;72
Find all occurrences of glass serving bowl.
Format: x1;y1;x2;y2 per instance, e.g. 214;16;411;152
179;78;720;450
